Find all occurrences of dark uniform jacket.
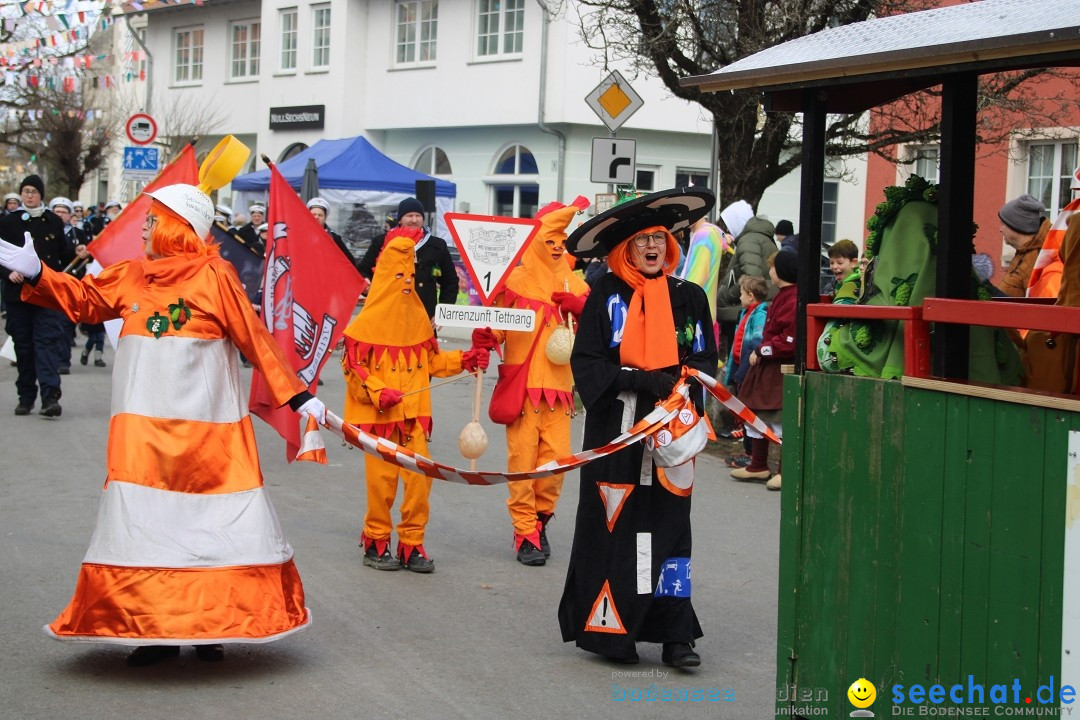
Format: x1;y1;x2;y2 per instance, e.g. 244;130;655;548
0;208;72;302
358;230;459;318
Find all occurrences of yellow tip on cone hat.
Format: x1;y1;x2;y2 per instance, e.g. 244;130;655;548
197;136;251;195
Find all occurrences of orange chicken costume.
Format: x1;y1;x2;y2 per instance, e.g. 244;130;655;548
342;231;488;572
473;197;590;566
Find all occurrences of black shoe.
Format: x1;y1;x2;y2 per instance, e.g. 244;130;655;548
537;513;553;559
603;650;640;665
40;397;62;417
399;543;435;573
80;351;89;366
516;537;546;566
94;358;106;368
58;366;70;375
361;542;401;571
195;644;225;662
661;642;701;668
126;645;180;667
14;402;32;416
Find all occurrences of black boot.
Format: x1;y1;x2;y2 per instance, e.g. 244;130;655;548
537;512;553;558
39;390;62;417
661;642;701;668
515;530;546;566
126;645;180;667
195;644;225;662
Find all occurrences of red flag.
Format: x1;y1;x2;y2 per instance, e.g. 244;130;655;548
88;144;199;267
249;163;365;460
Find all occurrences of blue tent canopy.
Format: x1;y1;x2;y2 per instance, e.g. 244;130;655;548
231;136;455;197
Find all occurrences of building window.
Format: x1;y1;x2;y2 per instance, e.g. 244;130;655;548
311;5;331;69
230;19;261;79
414;146;452;176
477;0;524;58
636;167;657;192
279;143;308;162
489;144;538;218
675;168;709;188
910;145;940;185
174;26;204;84
1027;140;1079;218
395;1;438;66
821;180;839;246
280;9;297;72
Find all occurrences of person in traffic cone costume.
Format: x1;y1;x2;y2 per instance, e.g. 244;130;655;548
472;197;590;566
342;228;489;573
0;166;327;665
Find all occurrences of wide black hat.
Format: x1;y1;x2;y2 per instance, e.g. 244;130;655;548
566;187;715;259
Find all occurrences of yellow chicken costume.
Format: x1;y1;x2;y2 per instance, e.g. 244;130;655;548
342;232;488;572
475;197;590;566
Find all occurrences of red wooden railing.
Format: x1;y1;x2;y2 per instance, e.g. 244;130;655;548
806;298;1080;380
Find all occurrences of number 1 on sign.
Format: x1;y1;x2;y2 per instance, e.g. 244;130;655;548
483;271;491;291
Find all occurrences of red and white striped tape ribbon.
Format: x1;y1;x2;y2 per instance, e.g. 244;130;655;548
309;370;780;482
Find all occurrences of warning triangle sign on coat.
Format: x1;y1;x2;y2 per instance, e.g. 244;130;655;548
585;580;627;635
444;213;540;305
597;483;634;532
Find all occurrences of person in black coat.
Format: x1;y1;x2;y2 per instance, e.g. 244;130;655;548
1;175;77;416
558;188;718;669
357;197;458;319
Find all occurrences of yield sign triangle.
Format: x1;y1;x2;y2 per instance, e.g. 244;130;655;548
585;580;626;634
444;213;540;305
597;483;634;532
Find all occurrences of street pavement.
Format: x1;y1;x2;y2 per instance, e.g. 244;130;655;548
0;333;781;720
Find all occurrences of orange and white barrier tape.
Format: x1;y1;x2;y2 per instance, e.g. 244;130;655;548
685;367;782;444
305;370;779;481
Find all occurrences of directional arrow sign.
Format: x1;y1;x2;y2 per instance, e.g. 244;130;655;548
591;137;636;185
444;213;541;306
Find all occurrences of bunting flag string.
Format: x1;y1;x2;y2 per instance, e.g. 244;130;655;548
304;370;781;481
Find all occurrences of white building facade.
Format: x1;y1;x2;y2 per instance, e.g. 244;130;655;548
119;0;866;245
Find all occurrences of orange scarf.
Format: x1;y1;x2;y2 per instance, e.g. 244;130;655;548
608;226;680;370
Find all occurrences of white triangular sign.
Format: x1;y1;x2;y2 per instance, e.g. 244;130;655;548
444;213;540;305
585;580;626;634
597;483;634;532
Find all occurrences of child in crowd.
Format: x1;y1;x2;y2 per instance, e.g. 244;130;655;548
731;251;797;491
722;275;768;468
826;239;861;300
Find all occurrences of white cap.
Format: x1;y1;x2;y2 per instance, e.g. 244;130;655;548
104;199;122;211
249;203;266;214
72;200;84;210
49;197;73;212
215;203;233;218
256;223;268;233
146;184;215;239
306;197;329;213
4;192;20;202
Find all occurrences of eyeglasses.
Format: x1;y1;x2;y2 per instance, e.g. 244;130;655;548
144;214;157;229
631;232;667;248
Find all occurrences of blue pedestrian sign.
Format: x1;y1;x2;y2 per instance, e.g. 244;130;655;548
123;146;159;182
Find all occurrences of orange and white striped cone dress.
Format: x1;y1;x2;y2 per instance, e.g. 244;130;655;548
31;258;311;645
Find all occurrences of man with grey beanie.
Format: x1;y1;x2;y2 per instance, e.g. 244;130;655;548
996;193;1048;297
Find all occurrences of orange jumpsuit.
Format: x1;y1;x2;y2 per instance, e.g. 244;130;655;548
342;237;465;549
22;256;310;644
495;201;589;541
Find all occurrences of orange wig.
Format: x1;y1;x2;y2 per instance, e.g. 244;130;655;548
147;199;219;258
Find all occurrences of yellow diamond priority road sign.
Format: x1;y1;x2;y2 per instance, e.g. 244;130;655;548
585;70;644;133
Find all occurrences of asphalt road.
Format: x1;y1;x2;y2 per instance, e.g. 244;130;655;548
0;333;781;720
